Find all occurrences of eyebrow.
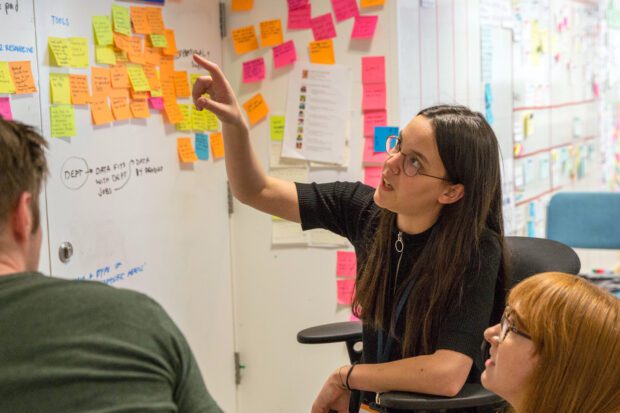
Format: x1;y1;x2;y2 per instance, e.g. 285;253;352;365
399;132;429;166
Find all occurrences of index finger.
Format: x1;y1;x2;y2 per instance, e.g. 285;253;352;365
193;54;227;84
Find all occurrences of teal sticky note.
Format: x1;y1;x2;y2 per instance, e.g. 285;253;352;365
374;126;399;153
195;133;210;161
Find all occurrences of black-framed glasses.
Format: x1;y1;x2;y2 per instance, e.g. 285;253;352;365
384;135;451;181
499;306;532;342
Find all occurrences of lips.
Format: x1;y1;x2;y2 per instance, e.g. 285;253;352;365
382;176;393;190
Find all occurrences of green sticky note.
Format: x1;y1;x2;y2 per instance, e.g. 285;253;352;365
270;115;285;141
126;64;150;92
112;5;132;36
191;106;208;131
50;105;76;138
150;33;168;48
176;104;192;131
49;73;71;105
69;37;89;68
95;46;117;65
0;62;16;94
48;37;71;67
92;16;113;46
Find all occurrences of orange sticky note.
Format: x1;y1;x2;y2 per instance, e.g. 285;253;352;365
232;0;253;11
130;90;149;100
242;93;269;125
231;25;259;54
145;7;165;34
110;96;132;120
161;77;176;99
69;74;91;104
163;29;177;56
163;96;184;123
178;137;198;163
110;65;130;89
144;46;162;65
130;99;150;118
109;88;130;98
130;6;151;34
210;132;225;159
309;39;335;64
128;37;144;64
361;0;385;7
91;67;111;97
114;33;131;51
173;71;190;98
90;96;114;125
8;61;37;94
259;19;283;47
143;65;160;90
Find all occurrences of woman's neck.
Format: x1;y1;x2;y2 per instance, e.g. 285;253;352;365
396;209;440;235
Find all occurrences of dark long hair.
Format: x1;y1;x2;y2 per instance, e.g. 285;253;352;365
352;105;508;358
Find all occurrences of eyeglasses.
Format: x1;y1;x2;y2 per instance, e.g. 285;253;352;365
499;306;532;342
384;135;451;181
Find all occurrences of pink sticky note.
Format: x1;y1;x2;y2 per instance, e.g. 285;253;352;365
593;81;600;98
288;0;308;9
362;83;386;111
311;13;337;41
362;56;385;84
243;57;265;83
149;97;164;110
363;137;387;165
0;97;13;120
337;278;356;305
336;251;357;277
351;15;378;39
331;0;359;22
364;166;383;188
273;40;297;68
364;110;387;137
288;4;312;29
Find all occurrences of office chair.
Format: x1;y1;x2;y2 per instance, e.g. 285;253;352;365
297;236;581;413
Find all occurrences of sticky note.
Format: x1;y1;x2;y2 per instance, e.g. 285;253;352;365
195;133;210;160
191;105;208;131
173;71;190;97
143;64;160;90
69;74;91;104
0;62;15;93
50;105;76;138
145;7;165;34
362;83;386;111
363;137;387;164
205;110;219;130
110;96;132;120
130;7;150;34
243;93;269;125
128;37;144;64
131;89;148;100
523;112;534;137
374;126;398;152
113;33;131;52
259;19;283;47
112;5;131;37
93;16;113;46
336;251;356;277
91;67;111;96
149;96;164;110
210;132;225;159
337;278;355;305
311;13;337;41
144;45;162;65
362;56;385;84
163;97;185;123
130;99;150;118
363;110;387;137
110;87;129;99
233;0;253;11
96;46;117;65
163;29;177;56
178;137;198;163
364;166;382;188
309;40;335;65
351;15;378;39
361;0;384;7
48;37;71;67
176;104;192;131
331;0;359;22
127;65;150;92
288;4;311;30
110;65;130;89
273;40;297;69
232;25;259;54
0;97;13;120
8;61;36;94
242;57;265;83
90;96;114;125
161;77;176;98
65;38;88;68
150;34;168;48
50;73;71;104
270;115;285;141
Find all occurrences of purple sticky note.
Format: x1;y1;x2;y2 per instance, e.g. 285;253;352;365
362;83;386;111
287;0;308;9
351;15;378;39
364;166;383;188
331;0;359;22
288;3;311;29
362;56;385;84
363;110;387;137
242;57;265;83
337;278;356;305
273;40;297;69
149;97;164;110
0;97;13;120
336;251;357;277
311;13;337;41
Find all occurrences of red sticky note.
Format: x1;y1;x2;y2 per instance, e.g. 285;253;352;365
362;56;385;84
364;166;383;188
273;40;297;69
362;83;386;111
337;278;356;305
351;15;378;39
311;13;337;41
242;57;265;83
331;0;359;22
288;4;311;29
363;137;387;165
0;97;13;120
336;251;357;277
364;110;387;137
288;0;308;9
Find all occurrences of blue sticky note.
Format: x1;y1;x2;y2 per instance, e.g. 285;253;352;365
195;133;210;161
484;83;493;107
374;126;399;153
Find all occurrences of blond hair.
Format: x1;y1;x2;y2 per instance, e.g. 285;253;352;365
508;272;620;413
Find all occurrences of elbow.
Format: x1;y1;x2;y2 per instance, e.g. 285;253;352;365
441;380;465;398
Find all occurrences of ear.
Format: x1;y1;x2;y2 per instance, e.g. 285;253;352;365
10;192;34;243
438;183;465;205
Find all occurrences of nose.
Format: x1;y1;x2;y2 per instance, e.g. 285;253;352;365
484;323;500;345
385;153;401;175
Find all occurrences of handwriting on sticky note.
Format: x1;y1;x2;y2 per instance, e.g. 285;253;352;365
0;62;15;93
176;104;192;131
309;39;335;64
288;3;311;29
163;29;177;56
90;96;115;125
178;137;198;163
210;132;225;159
336;251;357;277
110;65;130;89
50;105;76;138
48;37;71;67
145;7;164;34
163;97;184;124
130;7;150;34
363;110;387;137
8;61;36;94
69;37;89;68
270;115;285;141
243;93;269;125
242;57;265;83
273;40;297;69
173;71;190;97
362;56;385;84
110;96;132;120
50;73;71;104
351;15;378;39
69;74;90;105
337;278;356;305
91;67;111;97
311;13;336;41
362;83;386;111
96;46;117;65
191;106;208;131
0;97;13;120
259;19;283;47
130;99;150;118
364;166;382;188
149;33;168;48
92;16;113;46
331;0;359;22
232;25;259;54
195;133;210;160
112;5;131;36
127;65;150;92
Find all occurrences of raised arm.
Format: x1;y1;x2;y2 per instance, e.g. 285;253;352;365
192;55;300;223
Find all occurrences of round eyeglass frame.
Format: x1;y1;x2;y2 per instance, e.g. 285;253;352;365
384;135;451;181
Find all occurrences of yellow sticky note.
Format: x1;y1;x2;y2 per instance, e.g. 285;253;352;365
93;16;113;46
523;112;534;137
176;104;192;131
112;5;132;36
50;73;71;104
205;110;219;130
95;46;117;65
126;65;150;92
210;132;225;159
50;105;76;138
69;37;89;68
242;93;269;125
191;106;208;131
231;25;259;54
259;19;283;48
48;37;71;67
178;137;198;163
0;62;16;94
232;0;253;11
361;0;385;7
150;34;168;48
270;115;285;141
309;40;335;65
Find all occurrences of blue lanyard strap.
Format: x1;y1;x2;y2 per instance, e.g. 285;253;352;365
377;276;417;363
